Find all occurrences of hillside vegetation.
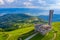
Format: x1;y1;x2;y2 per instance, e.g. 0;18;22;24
0;14;45;31
0;14;60;40
30;22;60;40
0;22;60;40
0;23;34;40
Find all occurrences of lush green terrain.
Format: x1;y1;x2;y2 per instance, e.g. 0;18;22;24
0;14;44;40
0;23;34;40
0;22;60;40
0;14;45;31
0;14;60;40
30;22;60;40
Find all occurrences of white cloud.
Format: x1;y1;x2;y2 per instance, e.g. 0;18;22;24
44;4;60;10
25;6;39;8
0;0;4;5
48;0;60;9
29;0;32;1
49;4;60;9
37;0;60;10
23;2;32;6
0;0;60;10
5;0;14;3
38;0;47;6
55;0;60;3
23;2;38;8
23;0;60;10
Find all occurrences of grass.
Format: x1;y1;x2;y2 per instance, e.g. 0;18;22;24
0;32;8;40
0;22;60;40
30;31;54;40
0;27;34;40
30;33;44;40
30;22;60;40
52;22;60;40
21;30;35;40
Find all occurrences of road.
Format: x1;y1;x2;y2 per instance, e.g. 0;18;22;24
24;33;38;40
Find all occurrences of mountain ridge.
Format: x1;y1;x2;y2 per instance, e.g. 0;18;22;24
38;14;60;22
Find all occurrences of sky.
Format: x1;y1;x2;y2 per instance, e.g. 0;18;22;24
0;0;60;16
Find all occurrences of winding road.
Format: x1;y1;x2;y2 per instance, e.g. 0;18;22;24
51;33;57;40
24;33;38;40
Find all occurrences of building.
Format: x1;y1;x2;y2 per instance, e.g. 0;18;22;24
35;10;54;35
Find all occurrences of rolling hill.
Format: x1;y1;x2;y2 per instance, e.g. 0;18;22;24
0;13;45;31
29;22;60;40
0;13;31;22
0;22;59;40
0;13;44;23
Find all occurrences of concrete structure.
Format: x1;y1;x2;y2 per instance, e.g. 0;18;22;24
35;10;54;35
48;10;54;26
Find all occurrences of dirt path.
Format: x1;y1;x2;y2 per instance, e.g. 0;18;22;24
51;33;57;40
6;34;12;40
24;33;38;40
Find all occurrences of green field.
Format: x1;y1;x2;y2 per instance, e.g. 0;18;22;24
0;23;34;40
0;22;60;40
30;22;60;40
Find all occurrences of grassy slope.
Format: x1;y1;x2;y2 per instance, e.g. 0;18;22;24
0;22;60;40
0;32;8;40
52;22;60;40
30;22;60;40
0;27;34;40
21;30;35;40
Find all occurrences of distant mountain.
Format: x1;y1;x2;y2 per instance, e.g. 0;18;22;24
0;13;32;29
0;8;44;13
0;13;45;30
38;14;60;22
0;13;45;23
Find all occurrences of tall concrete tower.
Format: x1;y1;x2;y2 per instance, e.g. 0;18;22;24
48;10;54;26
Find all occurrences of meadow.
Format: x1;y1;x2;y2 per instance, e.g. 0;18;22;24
30;22;60;40
0;22;60;40
0;23;34;40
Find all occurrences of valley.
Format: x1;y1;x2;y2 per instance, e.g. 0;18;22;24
0;22;60;40
0;13;60;40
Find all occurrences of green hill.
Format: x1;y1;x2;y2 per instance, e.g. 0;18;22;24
0;22;60;40
30;22;60;40
0;23;34;40
0;14;58;40
0;14;45;31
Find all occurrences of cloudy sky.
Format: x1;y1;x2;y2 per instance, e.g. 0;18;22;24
0;0;60;15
